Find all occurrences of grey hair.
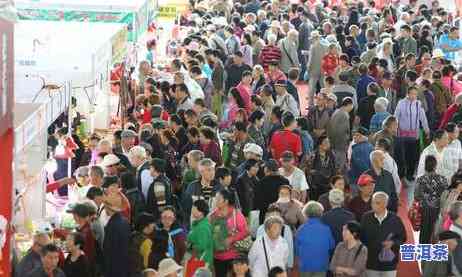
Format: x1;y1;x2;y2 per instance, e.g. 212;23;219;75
199;158;216;168
328;189;345;207
303;201;324;218
449;201;462;221
188;150;205;162
264;215;284;231
374;97;389;112
372;191;389;204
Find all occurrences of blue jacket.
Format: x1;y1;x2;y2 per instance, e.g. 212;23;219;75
349;141;373;185
295;218;335;272
369;111;391;134
356;74;376;101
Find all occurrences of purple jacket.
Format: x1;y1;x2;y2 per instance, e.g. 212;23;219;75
394;98;429;139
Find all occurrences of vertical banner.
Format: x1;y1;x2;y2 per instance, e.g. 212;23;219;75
0;18;14;276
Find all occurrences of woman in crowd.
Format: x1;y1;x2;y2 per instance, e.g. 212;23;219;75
318;175;350;212
209;189;249;276
330;221;367;277
248;216;289;277
273;185;305;231
158;206;187;264
187;200;213;269
414;155;449;243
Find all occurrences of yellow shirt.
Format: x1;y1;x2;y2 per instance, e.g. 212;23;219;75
140;238;153;268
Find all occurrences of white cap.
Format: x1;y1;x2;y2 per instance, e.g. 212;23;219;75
244;143;263;157
101;154;120;167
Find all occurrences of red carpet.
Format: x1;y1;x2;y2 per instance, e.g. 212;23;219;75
396;187;421;277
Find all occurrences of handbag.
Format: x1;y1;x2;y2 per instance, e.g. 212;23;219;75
185;254;206;277
378;233;396;263
408;201;422;231
232;209;253;253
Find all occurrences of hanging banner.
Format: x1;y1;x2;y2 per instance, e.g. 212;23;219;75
0;17;13;277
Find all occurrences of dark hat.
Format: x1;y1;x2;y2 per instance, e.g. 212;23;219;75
264;159;279;172
281;151;295;161
150;158;167;172
135;212;156;232
274;80;287;87
102;176;119;188
439;230;461;241
355;127;370;136
66;203;91;218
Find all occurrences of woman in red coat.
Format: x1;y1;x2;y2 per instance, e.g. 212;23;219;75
321;43;339;77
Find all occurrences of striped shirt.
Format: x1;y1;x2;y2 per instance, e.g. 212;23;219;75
259;45;282;70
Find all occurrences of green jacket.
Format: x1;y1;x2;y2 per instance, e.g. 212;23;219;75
187;217;214;268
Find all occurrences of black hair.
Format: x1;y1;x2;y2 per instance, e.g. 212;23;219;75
193;199;209;216
170;114;183;126
297;117;309;131
229;87;246;109
86;186;104;200
405;70;418;82
215;167;232;180
446;122;457;133
282;111;295;127
450;171;462;190
318;134;329;146
187;126;200;137
190;66;202;76
433;129;446;141
271;106;283;120
244;159;260;171
344;221;361;240
69;232;85;250
217;189;236;206
176;83;189;95
424;155;437;173
200;126;217;140
234;121;247;132
120;172;136;190
194;98;207;108
248;110;265;123
41;244;60;257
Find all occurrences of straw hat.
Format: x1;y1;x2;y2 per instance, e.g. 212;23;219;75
158;258;183;277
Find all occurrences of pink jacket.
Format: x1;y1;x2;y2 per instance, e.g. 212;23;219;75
212;207;249;261
442;76;462;96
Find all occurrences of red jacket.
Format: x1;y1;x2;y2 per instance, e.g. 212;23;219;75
321;54;339;77
439;103;460;129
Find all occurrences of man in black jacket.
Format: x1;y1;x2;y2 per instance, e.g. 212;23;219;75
321;189;355;246
148;158;173;221
103;194;131;277
360;191;406;277
236;159;260;217
254;159;290;223
364;150;398;212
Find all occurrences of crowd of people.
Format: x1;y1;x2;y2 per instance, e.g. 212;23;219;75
13;0;462;276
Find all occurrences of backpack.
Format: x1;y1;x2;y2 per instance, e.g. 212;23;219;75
210;216;229;252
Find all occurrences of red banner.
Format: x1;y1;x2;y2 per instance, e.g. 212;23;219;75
0;18;14;276
0;18;14;136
